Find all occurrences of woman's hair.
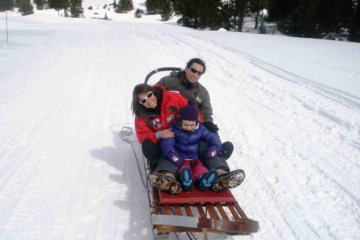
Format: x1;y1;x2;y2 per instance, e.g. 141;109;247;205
131;84;162;116
186;58;206;73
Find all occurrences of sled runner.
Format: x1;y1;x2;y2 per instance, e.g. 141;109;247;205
120;67;259;237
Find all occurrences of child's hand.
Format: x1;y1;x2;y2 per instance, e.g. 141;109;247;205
207;146;218;159
169;151;182;166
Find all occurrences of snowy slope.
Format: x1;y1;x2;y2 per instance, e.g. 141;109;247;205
0;6;360;240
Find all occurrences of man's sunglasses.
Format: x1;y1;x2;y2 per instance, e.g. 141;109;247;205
139;91;153;105
190;67;204;76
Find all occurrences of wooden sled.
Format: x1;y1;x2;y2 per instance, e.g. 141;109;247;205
120;126;259;236
151;187;259;235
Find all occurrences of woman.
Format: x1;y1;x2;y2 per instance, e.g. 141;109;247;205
132;83;189;194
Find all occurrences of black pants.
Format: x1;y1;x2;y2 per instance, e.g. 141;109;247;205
199;141;230;172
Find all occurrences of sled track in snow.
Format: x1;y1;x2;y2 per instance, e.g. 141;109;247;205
192;35;360;110
160;32;360;239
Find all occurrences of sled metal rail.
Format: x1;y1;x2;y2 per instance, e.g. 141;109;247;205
144;67;182;84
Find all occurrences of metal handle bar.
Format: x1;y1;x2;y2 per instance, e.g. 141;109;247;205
144;67;182;84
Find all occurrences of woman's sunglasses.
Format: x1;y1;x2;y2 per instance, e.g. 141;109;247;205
190;67;204;76
139;91;153;105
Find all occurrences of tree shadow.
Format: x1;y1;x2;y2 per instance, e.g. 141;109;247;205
90;124;153;240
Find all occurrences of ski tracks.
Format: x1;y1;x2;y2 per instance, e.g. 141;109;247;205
1;19;359;240
167;33;360;239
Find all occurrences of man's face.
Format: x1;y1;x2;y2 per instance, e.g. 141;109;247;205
184;63;204;84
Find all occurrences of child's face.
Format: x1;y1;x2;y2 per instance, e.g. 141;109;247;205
181;120;197;131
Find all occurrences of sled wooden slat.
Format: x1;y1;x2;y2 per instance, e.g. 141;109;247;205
185;205;193;216
234;202;248;218
152;188;259;235
216;203;230;221
174;205;182;215
163;205;171;215
206;204;219;220
228;204;242;221
197;205;207;218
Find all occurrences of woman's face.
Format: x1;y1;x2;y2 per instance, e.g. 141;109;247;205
138;91;157;109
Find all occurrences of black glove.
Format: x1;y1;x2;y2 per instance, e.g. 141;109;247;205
203;122;219;134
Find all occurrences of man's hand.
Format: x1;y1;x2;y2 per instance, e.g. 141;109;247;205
203;122;219;133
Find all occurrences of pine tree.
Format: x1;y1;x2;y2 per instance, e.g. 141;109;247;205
146;0;161;14
70;0;83;17
48;0;69;15
268;0;353;38
349;0;360;42
197;0;223;29
228;0;248;32
34;0;46;10
314;0;352;37
48;0;61;9
17;0;34;15
249;0;268;29
116;0;133;13
268;0;320;37
172;0;223;29
0;0;15;11
160;0;172;21
172;0;198;28
134;8;144;18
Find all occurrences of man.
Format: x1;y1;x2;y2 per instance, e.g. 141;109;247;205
156;58;244;192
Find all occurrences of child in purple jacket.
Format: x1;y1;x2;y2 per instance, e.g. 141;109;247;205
161;103;222;192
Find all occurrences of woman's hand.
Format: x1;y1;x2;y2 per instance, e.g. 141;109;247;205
158;129;174;138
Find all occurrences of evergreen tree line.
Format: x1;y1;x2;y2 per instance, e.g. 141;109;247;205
0;0;134;17
268;0;360;41
146;0;360;42
0;0;83;17
1;0;33;15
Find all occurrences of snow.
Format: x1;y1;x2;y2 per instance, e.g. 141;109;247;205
1;2;360;240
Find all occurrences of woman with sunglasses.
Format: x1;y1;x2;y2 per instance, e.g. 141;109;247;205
132;83;189;194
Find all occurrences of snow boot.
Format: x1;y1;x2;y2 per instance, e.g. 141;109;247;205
148;172;182;194
196;169;218;192
211;169;245;192
179;167;193;192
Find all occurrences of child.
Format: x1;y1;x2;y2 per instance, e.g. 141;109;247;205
161;103;222;192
